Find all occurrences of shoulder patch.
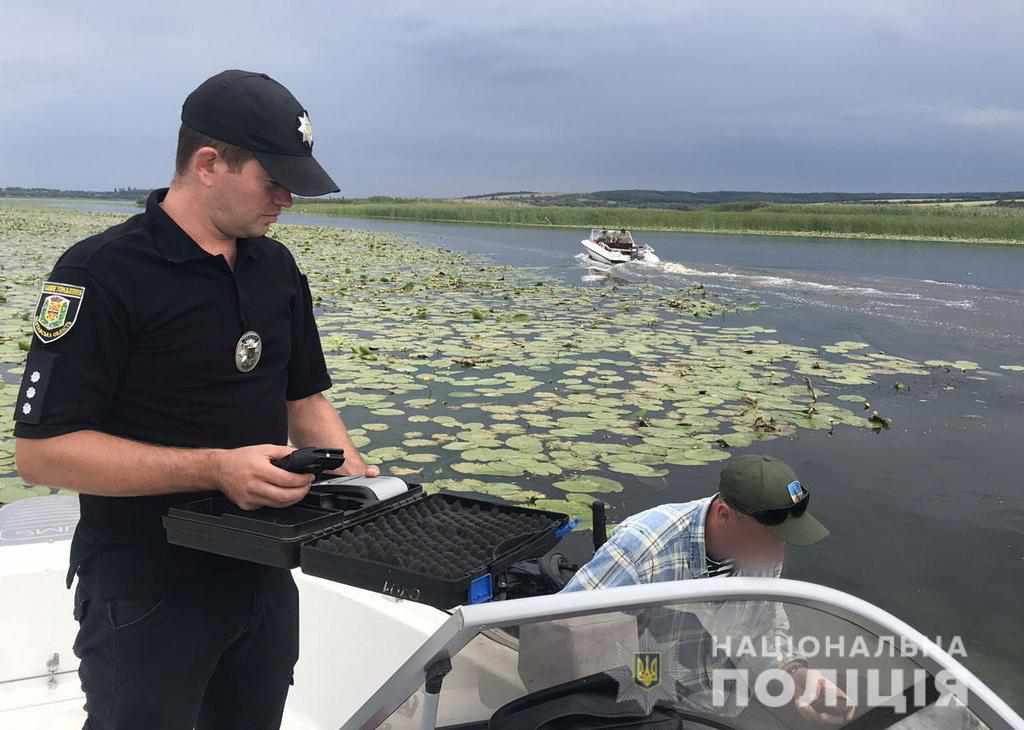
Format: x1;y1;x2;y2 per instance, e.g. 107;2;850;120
33;281;86;344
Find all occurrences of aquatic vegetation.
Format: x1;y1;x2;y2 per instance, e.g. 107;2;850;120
276;221;941;514
554;475;624;494
0;207;962;520
924;359;981;372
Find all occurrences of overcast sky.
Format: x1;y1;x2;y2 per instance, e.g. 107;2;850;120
3;1;1024;196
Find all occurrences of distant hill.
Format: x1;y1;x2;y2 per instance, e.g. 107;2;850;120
464;189;1024;209
7;186;1024;210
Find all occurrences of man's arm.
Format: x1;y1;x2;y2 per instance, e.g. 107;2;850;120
16;432;314;510
726;563;854;726
286;392;380;477
560;528;647;591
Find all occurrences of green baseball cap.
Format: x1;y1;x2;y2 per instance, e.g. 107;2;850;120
719;454;829;546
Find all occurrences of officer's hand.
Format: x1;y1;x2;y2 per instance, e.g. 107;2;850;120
337;455;380;478
214;445;314;511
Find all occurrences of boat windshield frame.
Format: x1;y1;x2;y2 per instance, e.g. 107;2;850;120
342;577;1023;730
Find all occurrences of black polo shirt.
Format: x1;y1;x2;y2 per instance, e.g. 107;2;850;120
14;188;332;586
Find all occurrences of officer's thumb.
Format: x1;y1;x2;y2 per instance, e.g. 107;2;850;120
263;444;296;459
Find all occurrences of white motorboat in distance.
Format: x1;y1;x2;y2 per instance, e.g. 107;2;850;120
581;228;659;265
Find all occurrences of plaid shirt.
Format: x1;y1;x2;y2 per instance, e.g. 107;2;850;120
561;496;797;715
563;496;783;589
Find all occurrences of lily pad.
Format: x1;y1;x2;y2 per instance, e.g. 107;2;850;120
404;452;440;463
389;466;422;477
505;435;544;454
365;446;407;462
553;475;624;494
605;462;669;478
450;462;525;477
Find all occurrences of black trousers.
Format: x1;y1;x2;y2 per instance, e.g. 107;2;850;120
71;548;299;730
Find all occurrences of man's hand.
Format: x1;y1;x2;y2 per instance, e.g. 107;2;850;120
213;444;314;511
286;393;381;478
791;667;856;726
335;454;380;478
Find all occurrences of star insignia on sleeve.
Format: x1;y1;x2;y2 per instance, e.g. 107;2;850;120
297;112;313;147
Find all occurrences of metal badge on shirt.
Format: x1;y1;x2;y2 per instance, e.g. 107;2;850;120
33;281;86;344
235;330;262;373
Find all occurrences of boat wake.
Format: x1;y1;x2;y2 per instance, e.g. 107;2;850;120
649;260;974;309
569;255;1024;351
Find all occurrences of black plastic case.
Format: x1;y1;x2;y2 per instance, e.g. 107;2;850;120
163;485;570;609
163;484;419;569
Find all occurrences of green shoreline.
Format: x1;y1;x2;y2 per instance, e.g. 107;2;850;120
292;201;1024;246
291;208;1024;246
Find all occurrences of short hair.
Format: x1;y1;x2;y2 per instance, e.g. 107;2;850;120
174;124;254;177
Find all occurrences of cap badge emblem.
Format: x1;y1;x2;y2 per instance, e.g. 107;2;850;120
297;112;313;147
235;330;263;373
787;480;806;504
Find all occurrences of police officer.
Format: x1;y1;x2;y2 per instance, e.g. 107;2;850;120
13;70;379;729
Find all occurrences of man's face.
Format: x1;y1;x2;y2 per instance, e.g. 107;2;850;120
207;156;293;238
723;505;786;567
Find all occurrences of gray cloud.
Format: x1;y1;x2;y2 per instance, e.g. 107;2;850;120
2;1;1023;195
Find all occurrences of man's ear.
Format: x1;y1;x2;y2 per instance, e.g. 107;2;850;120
716;499;736;528
191;146;221;187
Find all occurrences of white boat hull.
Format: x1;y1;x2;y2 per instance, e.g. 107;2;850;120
580;238;659;265
580;238;632;265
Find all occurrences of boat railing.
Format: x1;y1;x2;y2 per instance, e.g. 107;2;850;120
346;577;1024;729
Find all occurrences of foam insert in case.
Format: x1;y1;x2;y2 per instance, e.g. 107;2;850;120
163;481;571;608
301;493;569;607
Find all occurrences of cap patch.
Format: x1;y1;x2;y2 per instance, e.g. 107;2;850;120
297;111;313;148
787;480;806;504
33;281;85;344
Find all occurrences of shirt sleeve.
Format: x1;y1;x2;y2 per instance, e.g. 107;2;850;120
561;527;648;591
14;266;130;439
286;271;332;401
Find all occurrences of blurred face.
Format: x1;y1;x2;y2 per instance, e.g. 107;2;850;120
716;500;786;567
203;155;293;239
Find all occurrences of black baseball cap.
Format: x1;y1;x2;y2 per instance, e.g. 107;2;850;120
181;69;339;197
719;454;829;546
